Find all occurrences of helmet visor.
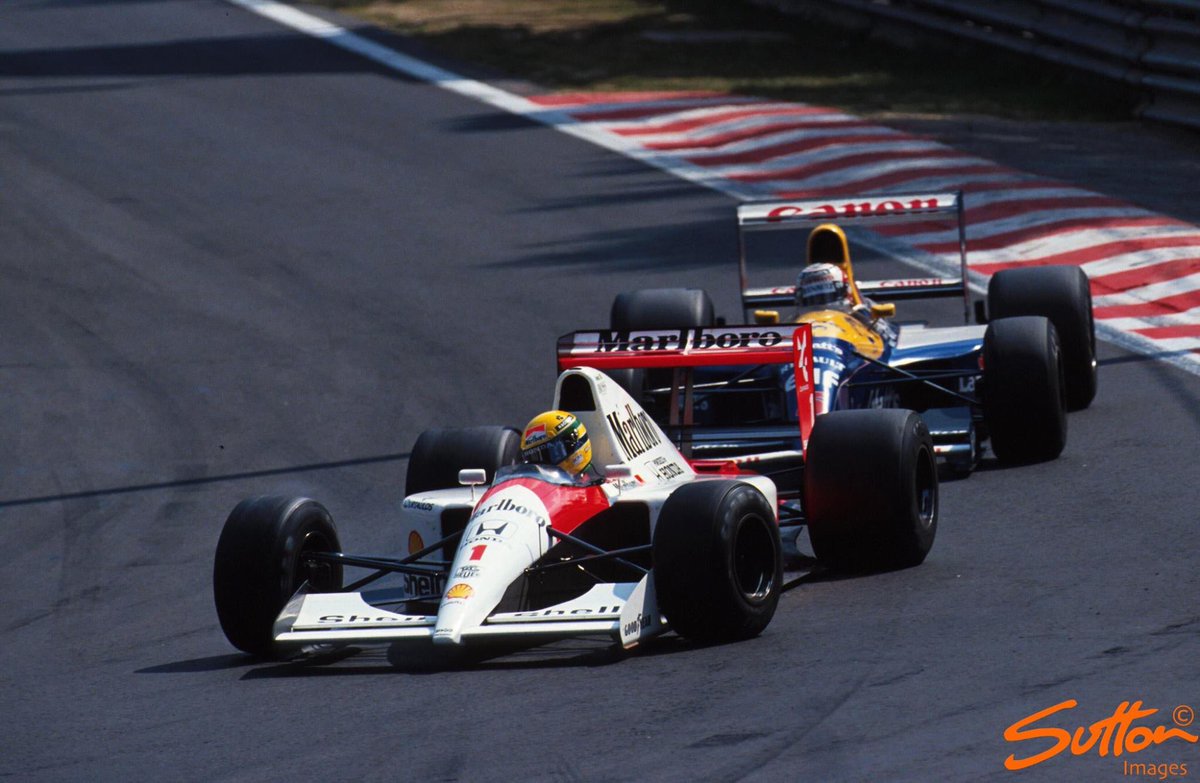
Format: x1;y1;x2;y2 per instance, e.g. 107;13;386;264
522;428;588;466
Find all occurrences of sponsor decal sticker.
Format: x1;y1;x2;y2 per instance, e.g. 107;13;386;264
445;583;474;600
511;606;619;617
407;531;425;555
584;327;784;355
872;277;951;288
763;197;943;223
473;520;509;538
402;498;435;511
403;571;444;598
1003;699;1198;773
453;565;480;579
606;403;663;461
623;612;649;638
524;423;546;442
469;497;549;529
318;614;424;624
650;455;685;482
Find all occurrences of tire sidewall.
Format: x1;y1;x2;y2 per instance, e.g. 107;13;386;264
988;266;1095;410
654;481;782;642
213;496;341;657
805;409;937;571
982;317;1067;463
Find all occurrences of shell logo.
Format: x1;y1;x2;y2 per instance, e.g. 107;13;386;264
408;531;424;555
445;583;474;600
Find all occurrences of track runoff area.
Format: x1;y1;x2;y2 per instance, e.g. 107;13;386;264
230;0;1200;379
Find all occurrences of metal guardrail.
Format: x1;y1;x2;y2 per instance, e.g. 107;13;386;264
758;0;1200;131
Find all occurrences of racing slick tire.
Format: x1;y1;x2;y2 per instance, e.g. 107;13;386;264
610;287;715;331
653;480;782;642
982;316;1067;464
405;426;521;495
609;288;715;406
213;496;343;658
805;409;938;572
987;265;1096;410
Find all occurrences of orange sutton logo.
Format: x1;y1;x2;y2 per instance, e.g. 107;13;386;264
1004;700;1198;771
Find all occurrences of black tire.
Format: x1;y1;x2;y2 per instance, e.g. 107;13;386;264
988;265;1096;410
213;496;343;658
610;287;715;331
610;288;715;407
405;426;521;495
982;316;1068;464
653;480;782;642
805;409;938;572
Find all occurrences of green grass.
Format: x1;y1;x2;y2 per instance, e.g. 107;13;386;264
321;0;1138;121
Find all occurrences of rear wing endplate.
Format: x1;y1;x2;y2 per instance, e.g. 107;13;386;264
735;191;969;321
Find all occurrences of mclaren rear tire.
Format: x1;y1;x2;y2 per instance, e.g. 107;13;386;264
805;409;938;572
213;496;343;658
653;480;782;643
405;426;521;495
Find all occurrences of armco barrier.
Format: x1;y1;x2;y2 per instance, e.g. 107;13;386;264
755;0;1200;131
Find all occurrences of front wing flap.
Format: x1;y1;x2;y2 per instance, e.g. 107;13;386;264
273;580;658;648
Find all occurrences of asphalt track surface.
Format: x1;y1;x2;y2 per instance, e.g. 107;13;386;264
2;2;1199;781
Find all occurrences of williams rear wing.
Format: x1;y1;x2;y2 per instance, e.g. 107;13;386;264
557;324;817;450
736;191;969;321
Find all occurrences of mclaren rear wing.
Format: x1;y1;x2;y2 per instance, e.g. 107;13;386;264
557;324;817;450
736;190;969;321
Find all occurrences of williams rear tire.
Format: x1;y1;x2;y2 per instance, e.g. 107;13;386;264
988;265;1096;410
610;287;715;331
609;288;715;409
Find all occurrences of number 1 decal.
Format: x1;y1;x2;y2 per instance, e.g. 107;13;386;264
469;544;486;561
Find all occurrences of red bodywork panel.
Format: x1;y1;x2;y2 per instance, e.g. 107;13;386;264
476;478;612;537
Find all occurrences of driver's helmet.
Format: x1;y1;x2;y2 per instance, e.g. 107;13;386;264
796;262;850;308
520;411;593;476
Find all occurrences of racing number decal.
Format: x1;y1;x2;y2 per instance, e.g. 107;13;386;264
469;544;487;561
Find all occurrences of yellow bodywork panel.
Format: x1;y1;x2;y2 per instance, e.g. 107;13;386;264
794;309;885;359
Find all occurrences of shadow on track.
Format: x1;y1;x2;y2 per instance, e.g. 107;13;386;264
0;451;410;509
1098;349;1198;367
136;654;259;674
0;32;405;81
154;631;762;679
488;217;732;274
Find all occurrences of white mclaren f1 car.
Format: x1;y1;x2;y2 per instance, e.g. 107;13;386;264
213;362;937;660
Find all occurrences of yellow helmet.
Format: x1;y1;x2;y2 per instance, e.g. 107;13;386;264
520;411;592;476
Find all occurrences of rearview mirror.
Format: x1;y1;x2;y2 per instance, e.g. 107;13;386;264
870;303;896;319
458;469;487;486
603;465;634;480
754;309;780;325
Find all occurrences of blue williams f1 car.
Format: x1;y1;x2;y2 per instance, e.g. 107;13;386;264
557;191;1097;568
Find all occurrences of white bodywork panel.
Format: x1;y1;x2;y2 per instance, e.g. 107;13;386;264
894;323;985;350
